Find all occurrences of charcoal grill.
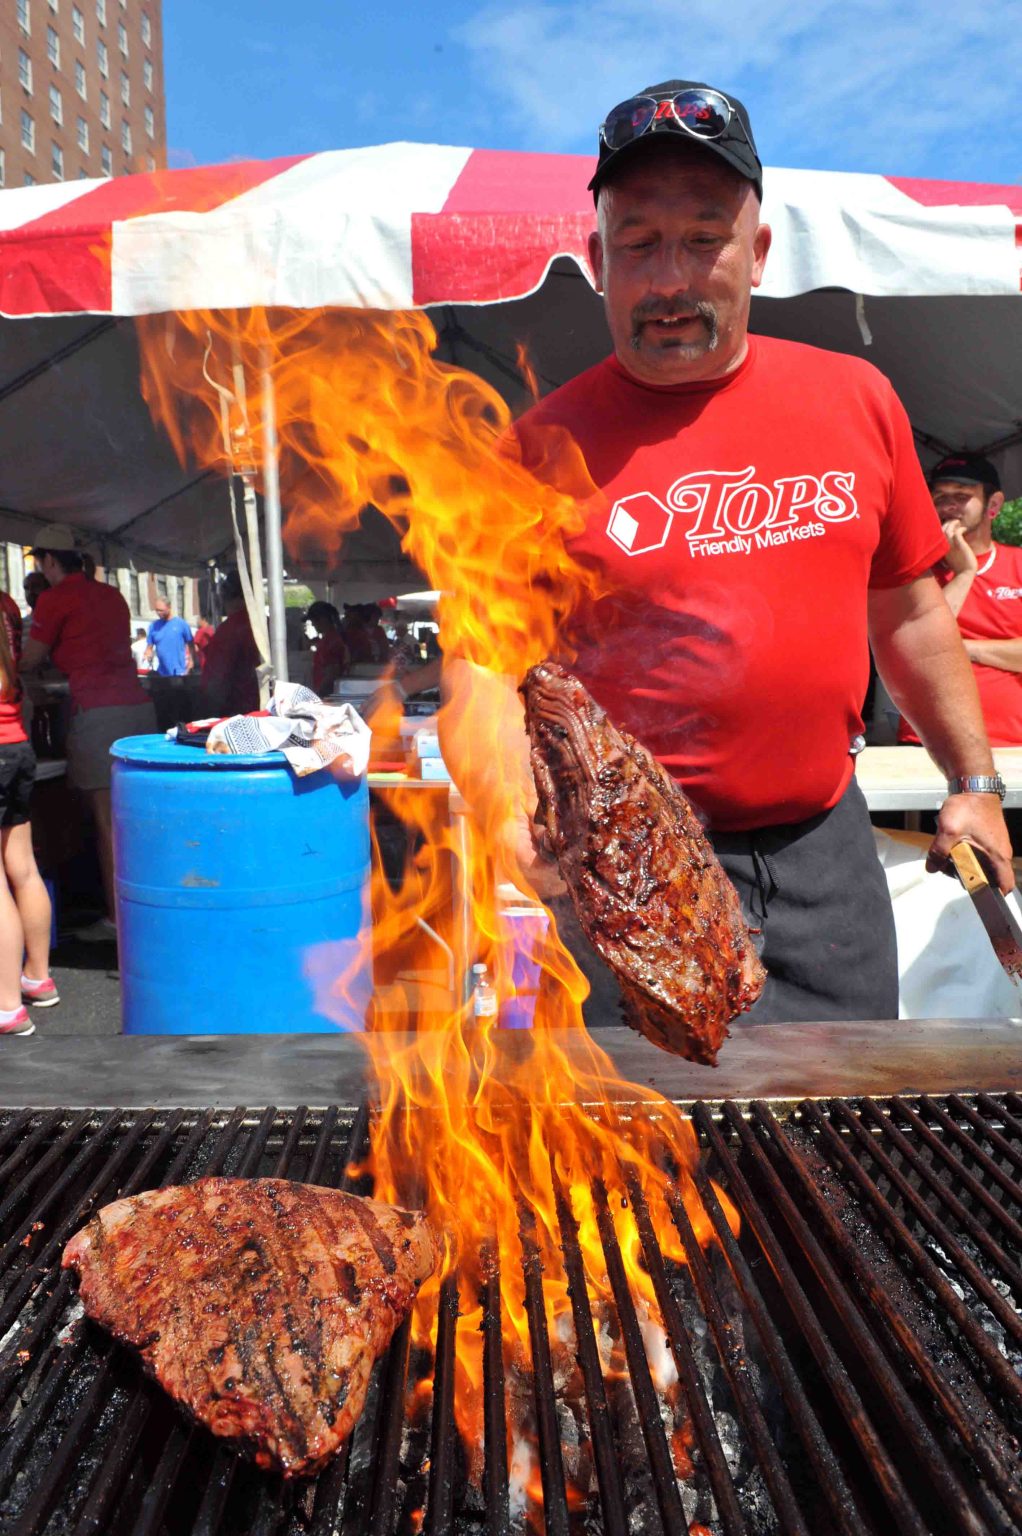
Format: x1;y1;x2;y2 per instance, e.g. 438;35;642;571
1;1092;1020;1536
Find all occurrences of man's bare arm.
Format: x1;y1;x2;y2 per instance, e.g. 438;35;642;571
869;574;1014;892
19;636;49;674
438;658;565;898
962;637;1022;673
939;520;977;617
941;569;977;618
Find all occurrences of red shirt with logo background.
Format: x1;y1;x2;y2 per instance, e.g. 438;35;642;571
0;591;26;746
899;542;1022;748
516;335;946;831
30;573;147;712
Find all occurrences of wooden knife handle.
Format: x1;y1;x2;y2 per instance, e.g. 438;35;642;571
949;840;989;894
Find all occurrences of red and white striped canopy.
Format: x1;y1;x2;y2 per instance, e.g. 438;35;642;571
1;143;1020;318
0;144;1019;581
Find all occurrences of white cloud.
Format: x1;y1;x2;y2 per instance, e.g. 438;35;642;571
452;0;1022;180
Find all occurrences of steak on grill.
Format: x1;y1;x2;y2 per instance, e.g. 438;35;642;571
62;1177;438;1477
522;661;765;1064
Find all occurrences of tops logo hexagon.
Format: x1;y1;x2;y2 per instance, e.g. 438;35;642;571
606;492;674;556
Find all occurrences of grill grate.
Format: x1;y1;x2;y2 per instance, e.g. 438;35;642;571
0;1094;1020;1535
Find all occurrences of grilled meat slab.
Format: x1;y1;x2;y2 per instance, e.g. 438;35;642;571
62;1177;438;1477
522;661;765;1064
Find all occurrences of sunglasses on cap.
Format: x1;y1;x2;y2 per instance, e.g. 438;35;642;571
600;87;754;154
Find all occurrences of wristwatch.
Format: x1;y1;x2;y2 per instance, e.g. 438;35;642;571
946;774;1007;800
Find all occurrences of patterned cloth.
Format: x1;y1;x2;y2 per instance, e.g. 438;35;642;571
203;681;371;778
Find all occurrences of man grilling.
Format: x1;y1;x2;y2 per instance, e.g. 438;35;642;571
441;79;1012;1027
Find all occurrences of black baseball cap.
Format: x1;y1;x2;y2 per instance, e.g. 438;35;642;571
930;453;1001;492
589;79;763;205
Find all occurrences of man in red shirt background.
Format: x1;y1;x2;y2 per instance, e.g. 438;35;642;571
21;525;156;942
192;614;216;671
442;77;1012;1028
899;454;1022;749
199;570;262;718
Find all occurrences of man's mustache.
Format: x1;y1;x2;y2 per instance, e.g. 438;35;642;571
630;298;719;348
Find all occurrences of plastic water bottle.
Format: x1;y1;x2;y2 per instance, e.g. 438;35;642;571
471;962;498;1020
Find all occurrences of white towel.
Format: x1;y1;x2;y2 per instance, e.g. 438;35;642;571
205;681;371;778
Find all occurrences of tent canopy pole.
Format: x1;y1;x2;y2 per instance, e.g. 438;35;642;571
262;364;289;683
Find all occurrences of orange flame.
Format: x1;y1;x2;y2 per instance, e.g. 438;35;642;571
136;305;740;1491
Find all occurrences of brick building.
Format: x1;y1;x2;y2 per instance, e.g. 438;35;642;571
0;0;165;187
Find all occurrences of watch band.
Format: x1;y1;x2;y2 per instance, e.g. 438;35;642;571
946;774;1007;800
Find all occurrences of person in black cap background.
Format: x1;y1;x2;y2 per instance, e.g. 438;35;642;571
443;78;1013;1029
899;454;1022;749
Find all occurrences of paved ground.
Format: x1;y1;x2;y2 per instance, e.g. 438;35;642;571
33;929;121;1037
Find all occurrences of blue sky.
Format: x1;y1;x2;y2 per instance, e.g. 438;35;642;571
165;0;1022;185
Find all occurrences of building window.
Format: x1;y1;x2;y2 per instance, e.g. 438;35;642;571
117;21;127;55
141;10;151;46
156;574;168;600
96;0;105;22
97;39;108;75
99;89;110;126
144;104;154;139
145;151;155;171
100;143;111;175
51;141;63;179
120;119;131;154
47;25;60;66
17;0;31;36
143;57;153;92
72;5;84;42
24;171;36;186
76;114;88;151
21;110;35;152
129;572;140;613
0;150;5;189
48;0;58;11
119;69;129;106
75;60;86;98
18;50;33;94
49;84;62;124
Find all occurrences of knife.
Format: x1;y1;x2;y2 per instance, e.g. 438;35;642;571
949;841;1022;986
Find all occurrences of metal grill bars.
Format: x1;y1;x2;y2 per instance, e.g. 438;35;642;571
0;1094;1019;1536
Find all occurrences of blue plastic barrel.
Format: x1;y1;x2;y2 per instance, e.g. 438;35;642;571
111;736;372;1034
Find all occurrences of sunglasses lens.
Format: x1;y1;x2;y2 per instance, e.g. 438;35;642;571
671;89;731;139
602;97;657;150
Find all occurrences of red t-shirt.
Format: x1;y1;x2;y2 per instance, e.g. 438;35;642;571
899;543;1022;747
517;335;946;831
312;630;349;695
30;573;147;713
0;591;26;746
193;622;215;671
199;608;261;716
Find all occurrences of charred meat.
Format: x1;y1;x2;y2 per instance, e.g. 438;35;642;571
62;1177;438;1477
522;661;765;1064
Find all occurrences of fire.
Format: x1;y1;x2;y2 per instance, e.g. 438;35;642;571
137;305;740;1497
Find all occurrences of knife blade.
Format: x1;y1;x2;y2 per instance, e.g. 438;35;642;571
949;840;1022;986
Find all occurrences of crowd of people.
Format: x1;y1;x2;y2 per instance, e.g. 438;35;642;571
0;528;438;1035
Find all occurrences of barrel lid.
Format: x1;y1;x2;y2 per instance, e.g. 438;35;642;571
110;734;295;771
